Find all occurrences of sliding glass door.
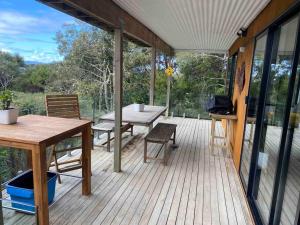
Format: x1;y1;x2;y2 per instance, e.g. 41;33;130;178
280;54;300;225
240;33;267;188
251;15;299;224
239;10;300;225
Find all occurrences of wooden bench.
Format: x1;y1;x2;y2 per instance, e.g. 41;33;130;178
144;123;177;165
92;122;133;152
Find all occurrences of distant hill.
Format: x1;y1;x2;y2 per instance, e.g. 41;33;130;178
25;61;45;65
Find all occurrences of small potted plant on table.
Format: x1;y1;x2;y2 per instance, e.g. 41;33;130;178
132;95;145;112
0;90;18;124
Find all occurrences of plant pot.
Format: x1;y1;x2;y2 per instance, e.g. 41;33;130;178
133;103;144;112
0;108;18;124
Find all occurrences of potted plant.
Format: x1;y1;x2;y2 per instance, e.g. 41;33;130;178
132;95;145;112
0;90;18;124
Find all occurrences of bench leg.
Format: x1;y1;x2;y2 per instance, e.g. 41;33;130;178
107;131;111;152
144;140;147;163
130;125;133;136
173;130;176;145
164;143;168;166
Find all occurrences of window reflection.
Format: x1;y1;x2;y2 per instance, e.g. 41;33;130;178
240;34;267;187
280;63;300;225
252;16;299;224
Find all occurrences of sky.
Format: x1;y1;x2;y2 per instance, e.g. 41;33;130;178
0;0;77;63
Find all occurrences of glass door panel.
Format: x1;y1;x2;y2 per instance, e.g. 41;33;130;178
280;56;300;225
252;16;299;224
240;34;267;188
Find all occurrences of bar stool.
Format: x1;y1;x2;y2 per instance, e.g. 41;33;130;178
209;113;237;156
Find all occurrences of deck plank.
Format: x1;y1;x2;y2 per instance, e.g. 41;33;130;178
2;117;253;225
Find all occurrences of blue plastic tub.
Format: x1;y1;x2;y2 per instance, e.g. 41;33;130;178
6;170;57;214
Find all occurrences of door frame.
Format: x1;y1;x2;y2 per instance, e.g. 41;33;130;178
239;2;300;224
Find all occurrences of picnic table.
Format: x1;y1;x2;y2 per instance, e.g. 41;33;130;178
100;104;167;130
0;115;92;225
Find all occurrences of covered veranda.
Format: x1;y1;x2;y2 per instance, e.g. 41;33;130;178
3;117;253;225
0;0;279;224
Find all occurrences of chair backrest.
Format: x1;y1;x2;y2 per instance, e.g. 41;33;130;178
45;94;81;119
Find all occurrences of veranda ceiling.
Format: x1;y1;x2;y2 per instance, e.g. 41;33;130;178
113;0;271;52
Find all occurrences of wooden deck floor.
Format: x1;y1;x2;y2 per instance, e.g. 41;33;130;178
3;117;253;225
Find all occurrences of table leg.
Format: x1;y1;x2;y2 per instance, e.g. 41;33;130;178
82;125;92;195
32;144;49;225
107;131;111;152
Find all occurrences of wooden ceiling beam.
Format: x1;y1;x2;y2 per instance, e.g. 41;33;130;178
38;0;173;55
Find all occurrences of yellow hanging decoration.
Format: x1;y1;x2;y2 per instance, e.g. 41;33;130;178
165;66;174;77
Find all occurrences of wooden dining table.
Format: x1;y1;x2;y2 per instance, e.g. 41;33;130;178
0;115;92;225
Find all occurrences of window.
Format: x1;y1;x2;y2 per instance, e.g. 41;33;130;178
226;53;237;98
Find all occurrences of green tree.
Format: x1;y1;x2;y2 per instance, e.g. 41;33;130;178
0;51;24;90
13;64;56;93
53;23;114;114
170;52;227;117
123;41;151;105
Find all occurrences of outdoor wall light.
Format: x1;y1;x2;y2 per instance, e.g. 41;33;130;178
237;27;247;37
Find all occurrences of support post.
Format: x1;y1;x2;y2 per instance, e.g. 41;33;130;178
113;28;123;172
150;47;156;105
0;175;3;225
165;77;171;117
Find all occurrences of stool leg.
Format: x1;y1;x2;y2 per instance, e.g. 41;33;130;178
107;131;111;152
226;120;231;157
211;119;216;154
131;125;133;136
144;140;147;163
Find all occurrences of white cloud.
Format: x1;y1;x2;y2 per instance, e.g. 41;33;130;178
24;49;62;63
0;11;41;34
0;11;75;35
0;47;11;53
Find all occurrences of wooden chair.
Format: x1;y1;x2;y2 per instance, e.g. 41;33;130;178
45;94;83;183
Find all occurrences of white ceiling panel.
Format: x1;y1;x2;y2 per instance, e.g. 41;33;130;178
113;0;271;52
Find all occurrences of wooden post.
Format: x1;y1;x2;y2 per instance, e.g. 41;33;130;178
150;47;156;105
165;77;171;117
0;175;3;225
113;28;123;172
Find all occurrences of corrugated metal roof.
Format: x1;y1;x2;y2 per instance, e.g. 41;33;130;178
113;0;271;52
